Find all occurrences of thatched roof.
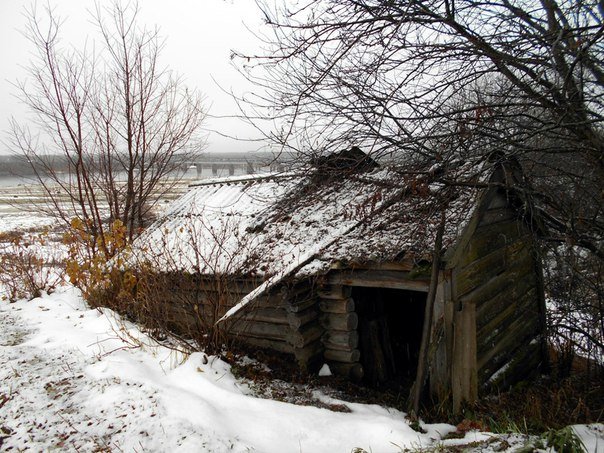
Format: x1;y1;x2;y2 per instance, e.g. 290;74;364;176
129;160;481;279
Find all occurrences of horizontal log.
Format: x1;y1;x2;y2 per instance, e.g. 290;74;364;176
317;285;352;300
260;292;289;308
289;323;323;348
328;270;430;292
241;307;289;325
172;291;278;310
294;340;324;369
281;282;313;302
157;275;264;294
328;362;364;382
287;307;319;328
231;320;290;341
322;330;359;350
319;297;355;314
324;348;361;363
240;336;294;354
320;312;358;331
286;296;317;313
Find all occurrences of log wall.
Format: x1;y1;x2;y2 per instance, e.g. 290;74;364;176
158;276;330;370
156;276;296;355
317;285;364;381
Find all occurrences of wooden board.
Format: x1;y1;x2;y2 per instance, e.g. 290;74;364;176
451;301;477;412
481;337;542;391
459;222;526;267
459;256;535;307
456;239;530;297
328;270;430;292
477;310;541;373
240;336;294;354
476;279;536;331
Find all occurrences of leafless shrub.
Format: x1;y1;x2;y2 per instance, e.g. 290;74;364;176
0;231;65;302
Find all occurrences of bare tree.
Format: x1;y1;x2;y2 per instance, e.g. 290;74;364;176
240;1;603;166
9;1;206;256
237;1;604;363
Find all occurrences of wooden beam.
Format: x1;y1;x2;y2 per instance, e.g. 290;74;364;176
287;306;319;329
456;239;529;297
317;285;352;300
240;336;293;354
289;323;323;348
411;213;445;415
482;339;542;392
241;307;289;325
328;270;429;292
231;320;290;341
330;260;417;272
285;296;317;313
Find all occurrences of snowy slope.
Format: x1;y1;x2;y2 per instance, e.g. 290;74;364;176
0;288;453;452
1;288;602;452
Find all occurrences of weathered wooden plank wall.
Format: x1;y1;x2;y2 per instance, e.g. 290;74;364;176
452;189;544;401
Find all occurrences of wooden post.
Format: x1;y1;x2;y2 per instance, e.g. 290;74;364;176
451;301;477;412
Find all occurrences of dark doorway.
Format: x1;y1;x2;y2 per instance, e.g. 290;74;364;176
352;286;427;389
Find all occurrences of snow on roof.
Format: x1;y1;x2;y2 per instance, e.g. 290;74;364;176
130;167;480;278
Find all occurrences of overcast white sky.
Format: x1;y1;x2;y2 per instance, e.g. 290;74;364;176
0;0;269;155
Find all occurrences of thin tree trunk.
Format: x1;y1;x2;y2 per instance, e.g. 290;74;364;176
410;211;446;415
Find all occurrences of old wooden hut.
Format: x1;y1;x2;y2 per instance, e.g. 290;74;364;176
131;150;547;410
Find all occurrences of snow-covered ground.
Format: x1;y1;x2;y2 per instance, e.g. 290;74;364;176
1;287;602;452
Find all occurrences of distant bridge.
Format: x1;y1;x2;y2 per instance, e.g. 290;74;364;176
0;151;295;178
183;160;288;177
